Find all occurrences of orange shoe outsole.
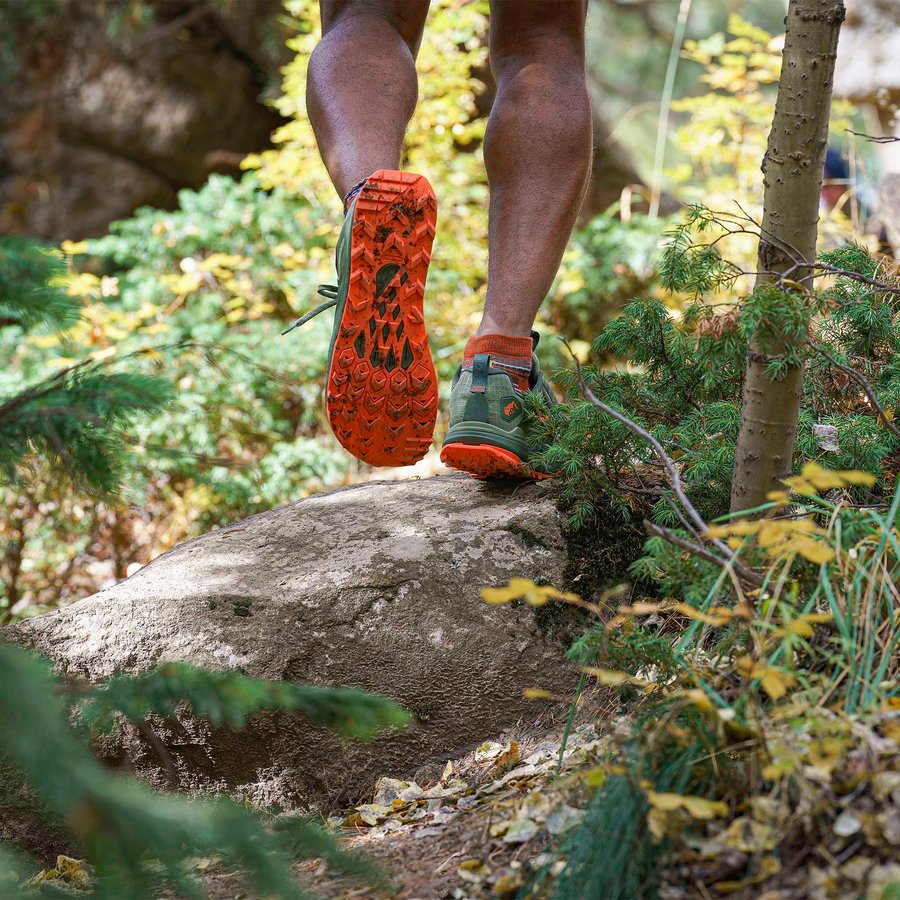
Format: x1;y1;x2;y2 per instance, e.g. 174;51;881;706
440;442;554;481
326;170;438;467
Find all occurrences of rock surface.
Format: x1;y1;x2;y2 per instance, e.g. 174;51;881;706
9;475;578;811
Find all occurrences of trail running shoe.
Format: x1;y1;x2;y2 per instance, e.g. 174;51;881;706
284;170;438;467
439;333;557;480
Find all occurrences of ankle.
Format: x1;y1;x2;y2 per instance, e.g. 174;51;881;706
474;318;534;339
464;333;533;393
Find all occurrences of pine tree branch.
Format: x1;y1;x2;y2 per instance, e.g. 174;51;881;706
561;338;764;589
0;362;83;422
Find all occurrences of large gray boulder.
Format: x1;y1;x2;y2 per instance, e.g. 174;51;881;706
9;475;578;811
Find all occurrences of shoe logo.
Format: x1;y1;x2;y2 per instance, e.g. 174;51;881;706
502;398;521;420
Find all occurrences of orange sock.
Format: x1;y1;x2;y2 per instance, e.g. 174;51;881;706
464;333;533;393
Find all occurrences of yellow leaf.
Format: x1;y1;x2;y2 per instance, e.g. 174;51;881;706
761;760;794;780
480;585;518;604
647;808;670;843
618;602;660;616
720;816;779;852
759;667;797;700
47;357;79;369
481;577;539;604
681;795;729;819
682;689;713;712
645;791;728;819
839;469;876;486
353;803;392;826
584;668;628;685
480;578;571;607
160;272;203;295
523;688;553;700
791;537;835;564
581;767;606;787
60;240;89;255
705;521;758;539
645;791;683;812
785;462;876;495
787;619;814;638
198;252;244;269
492;873;524;895
90;346;116;362
735;654;756;678
672;603;734;626
583;667;648;687
28;333;63;349
457;859;490;883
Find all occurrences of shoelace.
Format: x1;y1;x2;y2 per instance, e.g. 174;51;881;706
281;284;340;336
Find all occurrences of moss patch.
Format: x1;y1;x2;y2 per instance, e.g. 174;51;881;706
502;523;549;550
560;495;646;607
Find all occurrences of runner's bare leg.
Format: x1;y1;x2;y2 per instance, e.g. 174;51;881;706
307;0;430;200
479;0;592;337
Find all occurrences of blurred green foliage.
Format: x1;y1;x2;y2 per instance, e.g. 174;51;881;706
0;643;401;897
0;236;173;621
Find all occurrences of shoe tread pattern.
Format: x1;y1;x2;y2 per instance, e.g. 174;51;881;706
327;170;438;466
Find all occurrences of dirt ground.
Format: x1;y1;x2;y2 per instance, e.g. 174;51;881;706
200;694;610;900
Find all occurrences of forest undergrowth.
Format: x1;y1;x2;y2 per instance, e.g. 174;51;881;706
483;219;900;899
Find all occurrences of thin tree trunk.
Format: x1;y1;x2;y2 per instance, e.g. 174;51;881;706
730;0;846;513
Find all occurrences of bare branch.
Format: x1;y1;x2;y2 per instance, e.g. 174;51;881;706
807;339;900;442
811;262;900;299
644;520;764;586
847;130;900;145
561;339;764;588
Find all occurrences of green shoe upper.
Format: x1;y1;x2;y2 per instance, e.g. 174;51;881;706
282;195;357;375
444;332;556;462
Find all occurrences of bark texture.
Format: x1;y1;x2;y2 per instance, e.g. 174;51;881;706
730;0;846;513
6;475;578;813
